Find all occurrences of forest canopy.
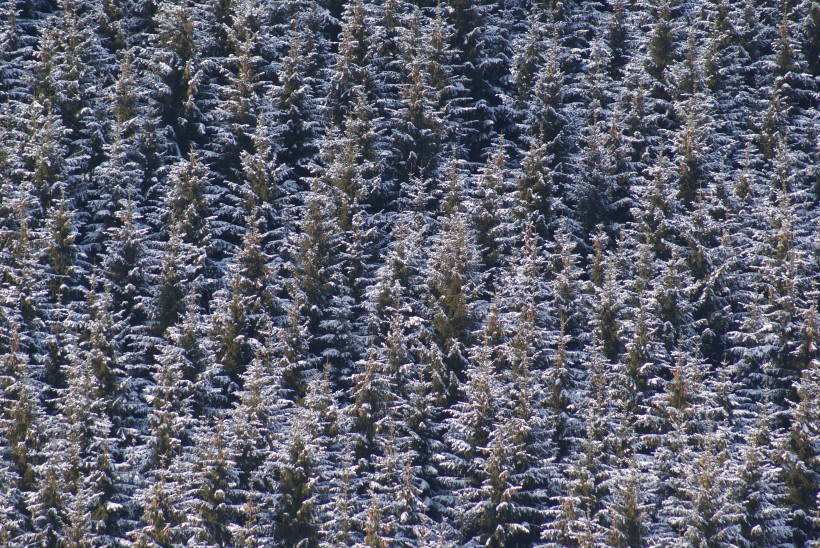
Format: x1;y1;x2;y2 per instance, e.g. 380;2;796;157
0;0;819;546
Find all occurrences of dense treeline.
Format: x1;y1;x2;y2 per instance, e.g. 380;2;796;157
0;0;819;545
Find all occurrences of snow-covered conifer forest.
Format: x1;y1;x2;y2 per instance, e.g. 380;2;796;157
1;0;819;545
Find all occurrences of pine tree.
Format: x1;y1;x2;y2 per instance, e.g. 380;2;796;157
327;0;371;125
164;150;212;265
152;225;193;336
0;1;34;109
55;344;121;545
385;6;448;188
85;52;158;259
514;135;555;237
525;24;571;171
0;322;42;496
26;438;67;548
472;138;513;279
590;246;624;364
272;414;320;548
101;193;154;388
645;1;679;91
205;0;270;190
670;436;742;546
79;274;118;411
780;356;820;544
736;188;814;424
288;189;351;387
671;102;711;210
144;328;196;471
20;98;67;215
461;419;532;548
437;334;501;539
269;11;324;188
42;195;80;305
179;417;238;547
148;0;206;154
543;343;624;547
427;165;478;381
649;347;742;545
603;457;652;548
736;400;792;547
33;0;109;184
131;455;188;547
442;0;514;157
0;452;25;544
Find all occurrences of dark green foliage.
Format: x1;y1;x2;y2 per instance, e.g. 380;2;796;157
0;1;818;545
273;432;318;547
